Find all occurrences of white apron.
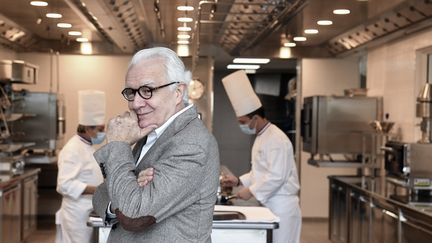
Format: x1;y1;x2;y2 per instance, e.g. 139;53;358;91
55;135;103;243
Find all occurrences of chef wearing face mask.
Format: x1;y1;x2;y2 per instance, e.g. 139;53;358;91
55;90;106;243
220;70;302;243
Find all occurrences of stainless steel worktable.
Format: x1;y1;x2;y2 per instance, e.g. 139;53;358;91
328;176;432;243
88;205;278;243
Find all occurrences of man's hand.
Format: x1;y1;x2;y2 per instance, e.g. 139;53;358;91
220;174;239;187
106;110;157;144
137;168;154;187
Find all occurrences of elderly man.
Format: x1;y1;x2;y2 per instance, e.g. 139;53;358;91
92;47;220;242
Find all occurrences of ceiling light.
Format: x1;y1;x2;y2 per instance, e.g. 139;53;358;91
244;69;256;74
279;47;292;59
177;40;190;44
293;36;307;41
76;37;89;42
46;13;62;19
177;17;193;22
30;1;48;6
227;64;260;70
304;29;319;34
284;42;296;47
177;34;190;39
233;58;270;64
68;31;82;36
177;6;194;11
333;9;350;15
80;42;92;55
57;23;72;28
317;20;333;25
178;26;191;31
177;44;189;57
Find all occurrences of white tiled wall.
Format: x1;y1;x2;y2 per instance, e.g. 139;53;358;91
367;29;432;143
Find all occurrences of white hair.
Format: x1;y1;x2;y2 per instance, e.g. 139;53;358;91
128;47;191;103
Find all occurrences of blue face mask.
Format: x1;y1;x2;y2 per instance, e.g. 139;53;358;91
91;132;106;145
239;124;256;135
239;118;256;135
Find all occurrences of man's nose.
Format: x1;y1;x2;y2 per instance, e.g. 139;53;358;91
130;94;147;109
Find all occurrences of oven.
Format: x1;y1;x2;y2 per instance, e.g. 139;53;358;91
383;141;410;179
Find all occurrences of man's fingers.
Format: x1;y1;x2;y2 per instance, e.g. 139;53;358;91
129;110;138;121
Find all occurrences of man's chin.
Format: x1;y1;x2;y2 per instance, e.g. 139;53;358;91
138;122;156;130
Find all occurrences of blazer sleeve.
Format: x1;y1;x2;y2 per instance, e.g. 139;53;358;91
92;182;111;223
94;140;212;224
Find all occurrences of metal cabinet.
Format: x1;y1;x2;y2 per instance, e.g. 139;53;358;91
329;181;349;243
1;183;22;243
329;177;432;243
401;210;432;243
349;192;371;243
369;200;398;243
21;175;38;241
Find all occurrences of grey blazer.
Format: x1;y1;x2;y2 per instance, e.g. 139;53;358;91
92;106;220;243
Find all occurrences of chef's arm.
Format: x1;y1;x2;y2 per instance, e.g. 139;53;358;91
83;185;97;195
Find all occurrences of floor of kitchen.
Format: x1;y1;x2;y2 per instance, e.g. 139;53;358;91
26;218;330;243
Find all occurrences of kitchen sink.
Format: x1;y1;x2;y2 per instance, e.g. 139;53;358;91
213;211;246;220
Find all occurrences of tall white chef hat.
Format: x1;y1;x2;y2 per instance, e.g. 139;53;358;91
78;90;106;126
222;70;262;117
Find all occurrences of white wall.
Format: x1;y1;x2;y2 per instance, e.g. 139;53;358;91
0;46;16;60
14;53;130;143
299;58;360;218
367;29;432;143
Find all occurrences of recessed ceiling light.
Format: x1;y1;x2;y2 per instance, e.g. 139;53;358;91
293;36;307;41
177;17;193;22
177;26;191;31
177;34;190;39
177;6;194;11
46;13;62;19
68;31;82;36
333;9;350;15
284;42;296;47
227;64;260;70
57;23;72;28
317;20;333;25
177;40;190;44
80;42;92;55
30;1;48;6
233;58;270;64
304;29;319;34
76;37;89;42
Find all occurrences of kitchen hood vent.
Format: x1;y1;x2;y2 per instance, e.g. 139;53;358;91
75;0;149;53
197;0;306;56
327;0;432;56
0;14;39;51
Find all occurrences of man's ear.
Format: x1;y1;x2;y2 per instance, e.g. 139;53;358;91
175;83;186;102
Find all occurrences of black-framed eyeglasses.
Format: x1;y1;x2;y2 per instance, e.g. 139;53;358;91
121;82;180;101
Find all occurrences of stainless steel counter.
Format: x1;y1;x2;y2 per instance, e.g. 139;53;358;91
0;169;40;243
329;176;432;243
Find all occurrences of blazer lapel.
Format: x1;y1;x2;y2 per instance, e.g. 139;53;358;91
135;106;198;171
132;137;147;164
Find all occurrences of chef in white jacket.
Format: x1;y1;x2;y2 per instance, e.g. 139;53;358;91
55;90;106;243
220;70;301;243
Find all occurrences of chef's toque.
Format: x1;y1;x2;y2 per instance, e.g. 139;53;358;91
222;70;262;117
78;90;106;126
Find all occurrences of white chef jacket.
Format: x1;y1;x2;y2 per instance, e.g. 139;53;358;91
240;123;301;243
55;135;104;243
